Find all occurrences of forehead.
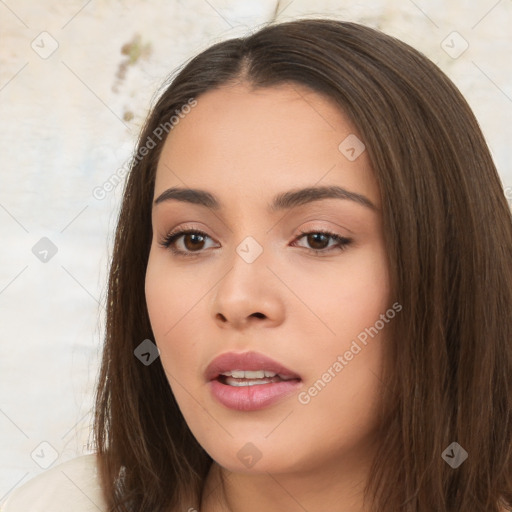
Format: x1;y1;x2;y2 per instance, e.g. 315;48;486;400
154;83;380;211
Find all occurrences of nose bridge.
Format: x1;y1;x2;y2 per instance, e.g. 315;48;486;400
211;229;277;324
219;232;268;295
234;233;266;266
222;204;270;269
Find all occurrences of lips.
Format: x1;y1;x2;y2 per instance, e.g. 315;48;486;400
205;351;301;382
206;351;302;411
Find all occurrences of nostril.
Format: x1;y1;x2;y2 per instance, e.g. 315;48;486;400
251;312;265;319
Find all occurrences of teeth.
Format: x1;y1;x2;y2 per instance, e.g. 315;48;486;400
228;370;246;378
220;370;278;379
226;378;275;387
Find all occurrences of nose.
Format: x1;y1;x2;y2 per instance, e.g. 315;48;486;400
211;243;285;330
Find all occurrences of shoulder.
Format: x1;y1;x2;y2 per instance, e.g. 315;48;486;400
0;454;107;512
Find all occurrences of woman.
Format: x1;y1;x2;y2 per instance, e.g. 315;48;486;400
3;17;511;512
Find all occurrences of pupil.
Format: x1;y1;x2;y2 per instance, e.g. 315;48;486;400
309;233;328;249
185;233;204;251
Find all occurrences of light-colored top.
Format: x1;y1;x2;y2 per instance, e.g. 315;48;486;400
0;454;107;512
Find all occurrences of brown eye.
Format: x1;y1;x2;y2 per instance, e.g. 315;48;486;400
182;233;207;251
293;230;352;255
305;233;330;250
158;229;217;258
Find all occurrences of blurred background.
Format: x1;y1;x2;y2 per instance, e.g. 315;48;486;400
1;0;511;500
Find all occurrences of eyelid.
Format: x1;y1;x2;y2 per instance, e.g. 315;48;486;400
295;220;352;236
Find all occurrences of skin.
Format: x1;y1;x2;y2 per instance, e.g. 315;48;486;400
145;82;393;512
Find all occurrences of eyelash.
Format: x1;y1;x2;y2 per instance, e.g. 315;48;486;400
158;228;353;258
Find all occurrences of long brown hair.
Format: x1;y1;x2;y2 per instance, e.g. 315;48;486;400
93;18;512;512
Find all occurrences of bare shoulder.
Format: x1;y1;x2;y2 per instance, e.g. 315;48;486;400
0;454;107;512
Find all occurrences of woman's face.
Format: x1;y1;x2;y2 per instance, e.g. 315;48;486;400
145;82;393;476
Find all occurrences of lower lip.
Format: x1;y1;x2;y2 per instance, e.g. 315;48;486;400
209;378;302;411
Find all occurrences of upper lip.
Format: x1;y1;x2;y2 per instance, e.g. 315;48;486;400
205;351;301;381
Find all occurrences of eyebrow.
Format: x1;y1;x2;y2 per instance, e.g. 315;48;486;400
153;185;377;212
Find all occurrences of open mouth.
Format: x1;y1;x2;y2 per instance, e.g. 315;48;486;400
217;370;300;387
205;351;303;411
209;373;302;411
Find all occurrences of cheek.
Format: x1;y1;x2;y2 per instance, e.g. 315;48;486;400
145;255;213;444
292;244;391;345
298;248;392;440
145;253;193;366
145;254;171;339
296;337;388;465
290;244;391;408
294;269;392;458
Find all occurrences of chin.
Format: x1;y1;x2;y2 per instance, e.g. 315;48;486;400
199;433;307;475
